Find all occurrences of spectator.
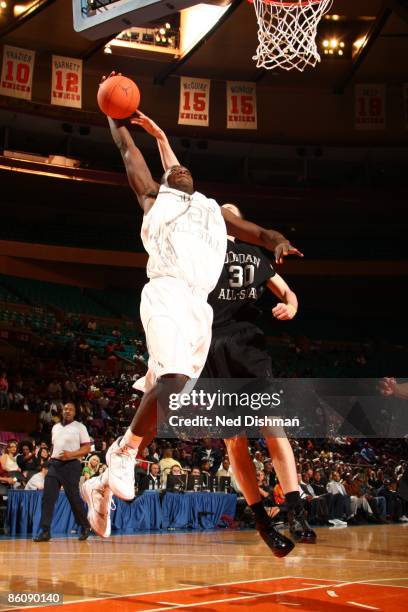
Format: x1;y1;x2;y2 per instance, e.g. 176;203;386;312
196;438;222;475
39;404;53;428
253;451;264;473
0;440;22;482
257;471;280;519
324;471;351;525
377;479;406;522
37;447;50;468
273;481;286;506
139;463;161;491
17;440;39;479
299;472;331;526
263;461;277;489
343;473;376;522
82;455;103;481
87;319;97;333
178;448;191;470
216;457;232;478
47;380;62;400
0;372;10;409
159;447;181;485
25;463;49;491
147;442;160;463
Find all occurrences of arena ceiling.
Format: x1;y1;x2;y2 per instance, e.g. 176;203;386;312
0;0;407;94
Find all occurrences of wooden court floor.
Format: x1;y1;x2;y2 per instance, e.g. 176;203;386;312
0;525;407;611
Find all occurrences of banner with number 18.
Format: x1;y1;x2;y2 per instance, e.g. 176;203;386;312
51;55;82;109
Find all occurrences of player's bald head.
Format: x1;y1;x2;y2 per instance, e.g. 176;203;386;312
222;203;243;219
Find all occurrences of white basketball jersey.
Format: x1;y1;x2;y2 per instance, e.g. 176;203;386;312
141;185;227;294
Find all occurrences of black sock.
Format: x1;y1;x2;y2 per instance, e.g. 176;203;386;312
285;490;301;511
250;501;270;528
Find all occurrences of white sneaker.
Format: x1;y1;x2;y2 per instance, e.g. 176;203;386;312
106;437;137;500
80;475;115;538
333;518;348;526
400;515;408;522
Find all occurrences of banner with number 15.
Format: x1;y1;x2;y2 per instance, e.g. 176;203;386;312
226;81;257;130
51;55;82;109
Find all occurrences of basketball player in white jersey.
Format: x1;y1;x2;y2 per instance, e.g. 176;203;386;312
81;73;302;537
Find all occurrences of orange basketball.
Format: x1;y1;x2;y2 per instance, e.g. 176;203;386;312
97;75;140;119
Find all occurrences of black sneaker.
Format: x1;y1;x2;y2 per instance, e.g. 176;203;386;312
288;506;317;544
78;527;91;541
256;521;295;558
33;530;51;542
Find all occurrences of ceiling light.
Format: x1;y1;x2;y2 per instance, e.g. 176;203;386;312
354;36;367;50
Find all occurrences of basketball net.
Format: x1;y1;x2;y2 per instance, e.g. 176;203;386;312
251;0;333;71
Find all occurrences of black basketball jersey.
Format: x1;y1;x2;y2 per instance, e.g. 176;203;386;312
208;239;275;328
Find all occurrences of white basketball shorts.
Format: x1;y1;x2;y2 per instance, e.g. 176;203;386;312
134;277;213;393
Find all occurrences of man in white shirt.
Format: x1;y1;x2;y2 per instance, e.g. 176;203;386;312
33;403;91;542
25;464;49;490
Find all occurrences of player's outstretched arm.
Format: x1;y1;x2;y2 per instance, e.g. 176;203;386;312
267;274;298;320
379;378;408;400
102;73;159;212
131;111;180;170
221;207;303;264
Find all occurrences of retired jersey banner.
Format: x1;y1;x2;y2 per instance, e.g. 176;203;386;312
226;81;257;129
0;45;35;100
355;84;386;130
51;55;82;108
178;77;210;127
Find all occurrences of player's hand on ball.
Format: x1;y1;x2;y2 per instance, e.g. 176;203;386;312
378;377;397;397
131;110;162;138
274;241;303;264
99;70;122;87
272;303;297;320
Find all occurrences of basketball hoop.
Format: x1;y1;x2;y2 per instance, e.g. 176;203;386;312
249;0;333;71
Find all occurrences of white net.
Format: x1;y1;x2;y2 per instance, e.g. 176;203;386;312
251;0;333;71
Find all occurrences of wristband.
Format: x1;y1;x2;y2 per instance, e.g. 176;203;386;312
287;304;297;317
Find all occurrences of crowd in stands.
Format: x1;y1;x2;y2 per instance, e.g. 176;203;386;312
1;426;407;530
1;274;408;532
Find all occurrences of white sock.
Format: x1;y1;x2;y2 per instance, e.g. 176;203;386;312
119;428;142;452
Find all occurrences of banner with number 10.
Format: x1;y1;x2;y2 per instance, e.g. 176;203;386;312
0;45;35;100
51;55;82;109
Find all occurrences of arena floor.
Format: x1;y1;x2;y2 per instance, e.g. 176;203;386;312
0;525;407;611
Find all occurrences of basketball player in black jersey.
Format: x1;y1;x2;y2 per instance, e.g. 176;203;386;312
202;204;316;557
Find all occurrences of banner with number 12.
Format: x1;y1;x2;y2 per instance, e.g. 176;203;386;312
0;45;35;100
51;55;82;109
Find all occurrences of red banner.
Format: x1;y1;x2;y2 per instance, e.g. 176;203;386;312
51;55;82;108
226;81;257;130
355;84;386;130
178;77;210;127
0;45;35;100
